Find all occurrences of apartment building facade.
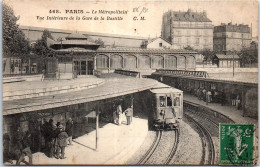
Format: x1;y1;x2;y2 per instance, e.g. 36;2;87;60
161;9;213;50
213;23;252;52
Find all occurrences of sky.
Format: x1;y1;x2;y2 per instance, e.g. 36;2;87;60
4;0;258;38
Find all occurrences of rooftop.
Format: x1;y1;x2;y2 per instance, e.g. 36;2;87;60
53;40;98;45
66;33;88;40
150;87;183;94
97;48;197;54
20;25;148;40
164;9;212;22
214;22;251;33
3;78;159;116
215;54;240;59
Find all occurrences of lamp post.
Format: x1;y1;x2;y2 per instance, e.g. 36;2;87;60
233;53;235;77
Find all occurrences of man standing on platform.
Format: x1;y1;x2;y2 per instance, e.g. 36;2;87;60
65;118;73;146
56;125;68;159
47;119;56;158
16;131;33;165
125;105;133;125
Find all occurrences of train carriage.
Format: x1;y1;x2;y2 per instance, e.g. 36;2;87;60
149;86;183;130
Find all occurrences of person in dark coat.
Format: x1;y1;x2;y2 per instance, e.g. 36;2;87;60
56;122;61;127
16;131;32;165
47;119;56;158
3;133;13;164
221;91;226;106
41;118;49;149
65;118;73;146
56;125;68;159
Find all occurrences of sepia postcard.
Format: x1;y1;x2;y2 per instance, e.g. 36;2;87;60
2;0;258;165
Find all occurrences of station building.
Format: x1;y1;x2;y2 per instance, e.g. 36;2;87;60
6;26;198;78
212;54;241;68
46;33;197;78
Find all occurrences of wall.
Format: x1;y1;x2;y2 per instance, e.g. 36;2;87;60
195;67;258;73
95;54;196;71
147;38;172;49
20;26;146;48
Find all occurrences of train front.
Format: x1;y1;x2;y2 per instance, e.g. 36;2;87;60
150;87;183;130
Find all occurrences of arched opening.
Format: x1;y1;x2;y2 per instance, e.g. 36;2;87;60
165;55;177;69
151;55;164;69
124;55;137;69
186;55;196;70
110;55;123;69
138;55;151;69
176;55;186;70
96;54;109;69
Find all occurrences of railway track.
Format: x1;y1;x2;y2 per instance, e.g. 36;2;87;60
184;100;235;125
184;113;215;165
164;129;180;164
137;130;179;165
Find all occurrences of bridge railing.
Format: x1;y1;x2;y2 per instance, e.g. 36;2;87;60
155;69;209;78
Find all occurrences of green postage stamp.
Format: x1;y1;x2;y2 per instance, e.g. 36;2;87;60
220;123;255;165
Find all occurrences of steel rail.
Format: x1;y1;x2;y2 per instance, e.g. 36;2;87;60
164;129;180;164
137;130;162;164
184;113;215;165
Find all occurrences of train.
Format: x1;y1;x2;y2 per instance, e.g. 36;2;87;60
149;85;183;130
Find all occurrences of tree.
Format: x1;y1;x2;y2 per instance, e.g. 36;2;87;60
32;29;54;57
198;49;216;62
94;38;105;48
239;43;258;67
140;40;148;49
184;45;194;51
2;3;30;58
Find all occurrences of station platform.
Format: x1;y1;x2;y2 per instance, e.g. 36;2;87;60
3;77;104;101
183;93;258;136
12;117;148;165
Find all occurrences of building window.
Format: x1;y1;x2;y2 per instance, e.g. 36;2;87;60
196;38;199;44
204;30;208;36
159;43;162;47
196;30;199;36
204;39;207;45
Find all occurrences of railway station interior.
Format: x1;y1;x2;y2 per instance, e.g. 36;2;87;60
3;32;258;165
3;68;258;165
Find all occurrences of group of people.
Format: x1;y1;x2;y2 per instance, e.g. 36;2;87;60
3;117;74;165
196;88;225;105
41;118;74;160
3;127;33;165
113;104;133;126
194;87;241;109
